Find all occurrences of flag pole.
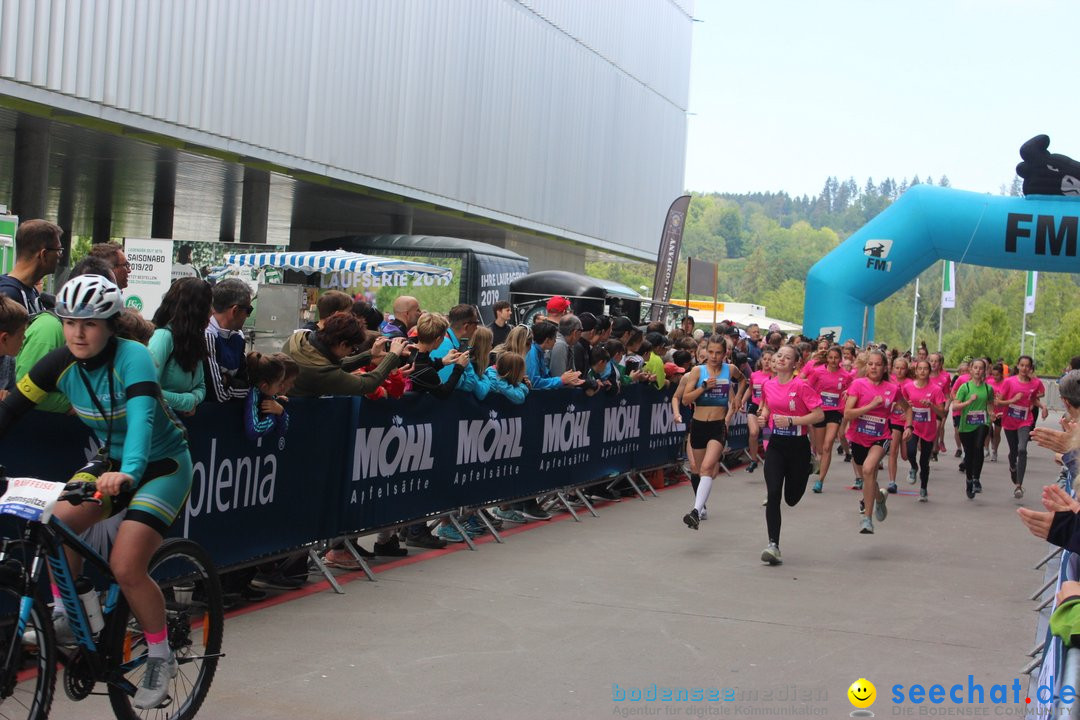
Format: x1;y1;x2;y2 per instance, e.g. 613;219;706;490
1021;306;1027;357
711;264;718;330
910;277;919;356
937;262;946;352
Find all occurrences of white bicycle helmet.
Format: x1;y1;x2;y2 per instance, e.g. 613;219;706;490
55;275;124;320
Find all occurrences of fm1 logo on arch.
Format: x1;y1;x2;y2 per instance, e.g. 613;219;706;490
863;239;893;272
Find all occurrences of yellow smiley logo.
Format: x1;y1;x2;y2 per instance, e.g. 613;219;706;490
848;678;876;709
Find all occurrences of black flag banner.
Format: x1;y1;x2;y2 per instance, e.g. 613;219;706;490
687;257;717;297
649;195;691;321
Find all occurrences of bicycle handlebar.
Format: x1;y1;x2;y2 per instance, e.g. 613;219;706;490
60;480;132;506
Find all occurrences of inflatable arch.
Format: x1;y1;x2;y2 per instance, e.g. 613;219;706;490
803;184;1080;343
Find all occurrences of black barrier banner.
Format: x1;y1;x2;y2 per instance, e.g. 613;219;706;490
340;385;686;535
726;411;750;452
0;398;355;569
0;387;685;570
178;397;353;568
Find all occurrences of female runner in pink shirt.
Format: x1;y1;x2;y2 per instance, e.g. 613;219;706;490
902;359;946;501
995;355;1047;498
807;345;851;493
886;356;913;495
756;345;823;565
744;349;774;473
844;350;899;534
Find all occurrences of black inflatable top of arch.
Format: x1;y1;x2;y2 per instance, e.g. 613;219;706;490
1017;134;1080;196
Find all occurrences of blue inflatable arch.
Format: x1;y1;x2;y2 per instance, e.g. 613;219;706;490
804;184;1080;343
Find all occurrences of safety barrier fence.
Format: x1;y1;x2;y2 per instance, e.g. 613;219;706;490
1026;461;1079;719
0;385;688;584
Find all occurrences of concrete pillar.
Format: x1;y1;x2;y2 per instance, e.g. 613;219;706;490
11;115;51;221
390;209;413;235
151;149;177;239
240;167;269;245
92;155;114;244
55;156;77;271
219;165;239;242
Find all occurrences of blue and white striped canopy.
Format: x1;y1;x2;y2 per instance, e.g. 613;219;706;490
224;250;454;280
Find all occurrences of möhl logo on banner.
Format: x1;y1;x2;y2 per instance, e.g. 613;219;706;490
601;399;641;459
354;416;435;479
539;404;591;470
454;410;523;486
648;402;685;450
351;416;435;506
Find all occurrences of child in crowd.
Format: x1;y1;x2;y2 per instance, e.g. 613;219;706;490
244;351;298;442
0;297;29;398
586;345;620;397
483;352;529;404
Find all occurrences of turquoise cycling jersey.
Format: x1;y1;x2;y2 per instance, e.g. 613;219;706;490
3;337;188;485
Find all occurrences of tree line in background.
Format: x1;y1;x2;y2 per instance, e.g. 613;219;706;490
585;174;1078;373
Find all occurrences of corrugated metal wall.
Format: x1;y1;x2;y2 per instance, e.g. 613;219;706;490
0;0;692;258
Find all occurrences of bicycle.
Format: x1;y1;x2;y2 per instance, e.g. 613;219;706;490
0;473;224;719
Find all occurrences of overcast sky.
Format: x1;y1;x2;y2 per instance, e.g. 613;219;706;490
683;0;1080;198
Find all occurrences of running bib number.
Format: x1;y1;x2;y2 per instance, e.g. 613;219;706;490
821;392;839;408
1006;404;1028;421
855;414;887;437
912;408;931;424
752;383;762;400
706;381;730;400
966;410;987;425
772;417;802;437
0;478;64;523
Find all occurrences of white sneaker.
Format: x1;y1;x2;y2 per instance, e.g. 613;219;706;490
133;652;178;709
761;543;782;565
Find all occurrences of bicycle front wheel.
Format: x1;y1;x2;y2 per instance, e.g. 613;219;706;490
104;539;223;720
0;585;55;720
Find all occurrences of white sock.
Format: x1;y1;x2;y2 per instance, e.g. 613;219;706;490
51;585;67;616
694;476;713;512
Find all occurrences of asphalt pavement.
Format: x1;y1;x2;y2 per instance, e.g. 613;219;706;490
50;434;1060;719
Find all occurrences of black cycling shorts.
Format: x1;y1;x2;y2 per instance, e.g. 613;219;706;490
850;439;889;466
690;419;727;450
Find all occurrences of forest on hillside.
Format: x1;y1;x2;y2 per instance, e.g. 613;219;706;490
585;174;1080;372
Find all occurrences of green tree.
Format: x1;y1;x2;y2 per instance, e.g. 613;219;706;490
941;301;1013;366
759;279;805;323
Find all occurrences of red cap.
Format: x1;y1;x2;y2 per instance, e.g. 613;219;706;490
664;362;686;376
546;296;571;313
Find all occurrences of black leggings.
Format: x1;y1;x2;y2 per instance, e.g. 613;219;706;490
764;435;812;546
960;426;989;481
1004;426;1032;486
906;435;934;489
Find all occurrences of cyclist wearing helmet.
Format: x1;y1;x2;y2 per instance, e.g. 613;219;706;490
0;274;190;709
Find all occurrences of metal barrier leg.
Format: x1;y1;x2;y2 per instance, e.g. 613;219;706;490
621;473;649;501
477;509;504;544
448;513;478;551
575;489;599;518
1031;576;1058;601
1021;655;1042;676
718;461;733;478
1036;546;1064;570
342;538;377;582
1036;594;1056;612
308;548;345;594
636;472;660;498
555;491;581;522
1028;639;1047;657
